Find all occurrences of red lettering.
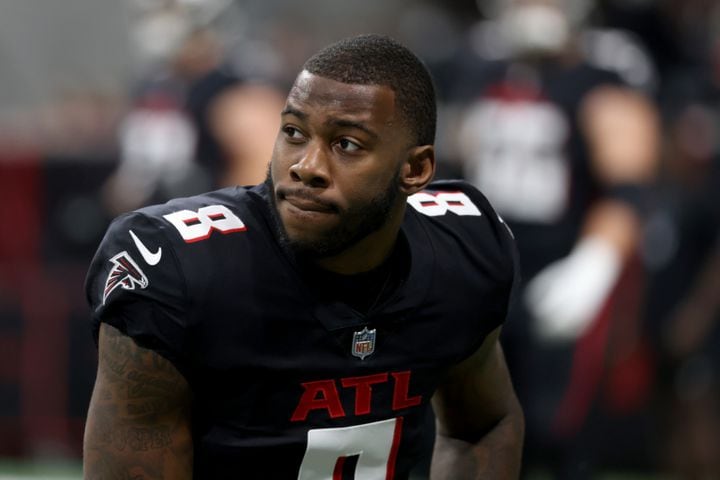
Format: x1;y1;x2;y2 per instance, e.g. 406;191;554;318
291;380;345;422
292;371;423;422
341;373;389;415
391;371;422;410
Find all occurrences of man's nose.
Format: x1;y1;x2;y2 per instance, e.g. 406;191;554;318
289;142;331;188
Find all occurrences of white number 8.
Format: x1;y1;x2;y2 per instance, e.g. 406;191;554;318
407;192;482;217
163;204;246;243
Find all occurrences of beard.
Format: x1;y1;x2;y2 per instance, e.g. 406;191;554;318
264;166;402;261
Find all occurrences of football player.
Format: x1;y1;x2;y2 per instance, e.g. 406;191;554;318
84;34;523;479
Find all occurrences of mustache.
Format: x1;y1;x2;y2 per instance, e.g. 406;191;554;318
276;186;339;212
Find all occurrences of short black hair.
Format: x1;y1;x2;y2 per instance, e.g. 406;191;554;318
303;34;436;146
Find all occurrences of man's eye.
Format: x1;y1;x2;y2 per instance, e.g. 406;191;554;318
283;126;304;140
337;138;361;152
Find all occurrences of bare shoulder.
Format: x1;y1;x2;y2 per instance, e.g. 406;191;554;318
83;323;193;479
580;85;659;183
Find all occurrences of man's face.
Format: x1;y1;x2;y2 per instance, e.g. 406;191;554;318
268;71;411;259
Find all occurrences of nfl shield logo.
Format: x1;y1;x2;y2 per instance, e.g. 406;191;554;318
352;327;376;360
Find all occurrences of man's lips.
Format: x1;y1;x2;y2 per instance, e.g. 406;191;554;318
278;189;337;213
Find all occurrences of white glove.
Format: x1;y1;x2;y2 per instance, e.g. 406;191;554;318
525;236;622;343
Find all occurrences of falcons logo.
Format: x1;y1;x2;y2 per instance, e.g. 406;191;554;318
102;251;149;304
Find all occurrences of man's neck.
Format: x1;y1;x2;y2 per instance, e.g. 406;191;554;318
314;204;406;275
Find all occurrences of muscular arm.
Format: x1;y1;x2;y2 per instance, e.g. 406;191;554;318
430;327;524;480
83;323;193;479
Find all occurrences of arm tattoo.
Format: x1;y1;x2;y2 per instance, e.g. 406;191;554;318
84;324;193;479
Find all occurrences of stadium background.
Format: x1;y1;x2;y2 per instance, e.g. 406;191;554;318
0;0;718;478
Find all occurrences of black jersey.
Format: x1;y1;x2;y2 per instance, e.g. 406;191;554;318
85;180;517;479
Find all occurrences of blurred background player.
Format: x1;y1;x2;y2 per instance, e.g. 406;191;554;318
641;38;720;477
436;0;660;477
103;25;238;215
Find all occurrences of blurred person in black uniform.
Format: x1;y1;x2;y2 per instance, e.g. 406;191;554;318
438;0;660;477
179;28;245;187
644;97;720;477
103;27;241;215
83;34;525;479
600;1;720;475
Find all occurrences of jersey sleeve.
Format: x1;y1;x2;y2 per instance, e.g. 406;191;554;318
85;211;192;376
469;184;521;333
416;179;521;333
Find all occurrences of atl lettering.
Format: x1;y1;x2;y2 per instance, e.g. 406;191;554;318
291;370;422;422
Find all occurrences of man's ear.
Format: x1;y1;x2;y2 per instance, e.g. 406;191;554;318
399;145;435;195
